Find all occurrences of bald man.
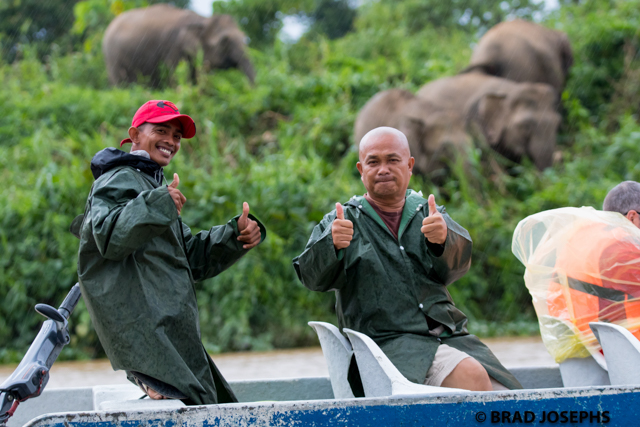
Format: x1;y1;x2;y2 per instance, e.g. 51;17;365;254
293;127;521;392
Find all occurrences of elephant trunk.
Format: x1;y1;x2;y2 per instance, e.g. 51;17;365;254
527;115;559;171
238;55;256;85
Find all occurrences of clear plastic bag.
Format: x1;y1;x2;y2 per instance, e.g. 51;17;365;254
512;207;640;363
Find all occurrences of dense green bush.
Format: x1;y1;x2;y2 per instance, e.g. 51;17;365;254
2;0;640;362
373;0;544;35
212;0;307;48
556;0;640;125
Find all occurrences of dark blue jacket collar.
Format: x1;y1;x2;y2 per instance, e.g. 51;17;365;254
91;147;164;185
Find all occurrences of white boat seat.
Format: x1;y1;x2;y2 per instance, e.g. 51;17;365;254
558;356;609;387
308;321;355;399
342;328;467;397
539;315;610;387
93;384;185;411
590;321;640;386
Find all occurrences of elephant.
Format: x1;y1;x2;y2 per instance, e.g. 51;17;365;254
462;20;573;96
354;89;473;179
103;4;255;87
417;72;561;171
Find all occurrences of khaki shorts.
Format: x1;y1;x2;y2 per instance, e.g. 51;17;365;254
423;344;508;390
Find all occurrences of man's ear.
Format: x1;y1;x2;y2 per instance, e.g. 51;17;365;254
128;126;139;144
408;156;415;175
356;161;363;176
627;210;640;229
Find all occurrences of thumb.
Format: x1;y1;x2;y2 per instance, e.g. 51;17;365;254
241;202;250;220
336;203;344;220
428;194;437;216
169;173;179;189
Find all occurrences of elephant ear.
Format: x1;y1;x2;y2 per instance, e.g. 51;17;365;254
398;97;436;150
398;115;426;148
558;32;574;76
177;21;205;57
398;114;429;174
204;14;239;43
473;93;507;147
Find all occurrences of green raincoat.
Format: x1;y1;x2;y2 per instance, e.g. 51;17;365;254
293;190;521;389
74;148;266;405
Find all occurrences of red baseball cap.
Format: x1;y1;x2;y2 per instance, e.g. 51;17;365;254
120;100;196;147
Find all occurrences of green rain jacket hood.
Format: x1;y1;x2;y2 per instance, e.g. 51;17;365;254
293;190;521;389
73;148;266;404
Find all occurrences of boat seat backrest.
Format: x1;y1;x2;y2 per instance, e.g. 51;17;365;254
342;328;395;397
590;321;640;386
536;315;610;387
308;321;355;399
343;328;467;397
558;356;610;387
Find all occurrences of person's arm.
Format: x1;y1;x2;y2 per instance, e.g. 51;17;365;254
293;211;348;292
426;206;473;286
90;169;178;260
181;213;266;282
599;239;640;297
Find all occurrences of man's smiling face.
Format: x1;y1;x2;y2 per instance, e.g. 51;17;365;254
129;118;182;166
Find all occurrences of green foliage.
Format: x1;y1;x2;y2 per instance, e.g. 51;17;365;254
556;0;640;124
366;0;544;35
213;0;355;48
309;0;356;40
213;0;310;47
0;0;80;61
2;0;640;362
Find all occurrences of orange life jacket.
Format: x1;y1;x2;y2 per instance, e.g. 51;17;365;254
548;222;640;344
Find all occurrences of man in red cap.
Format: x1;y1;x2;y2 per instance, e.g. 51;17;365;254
72;100;266;405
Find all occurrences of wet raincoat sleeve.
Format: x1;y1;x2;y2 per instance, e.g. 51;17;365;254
426;208;473;286
293;211;347;292
90;170;178;261
181;214;267;282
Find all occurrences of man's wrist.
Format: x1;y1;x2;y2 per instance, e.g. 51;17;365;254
426;239;445;257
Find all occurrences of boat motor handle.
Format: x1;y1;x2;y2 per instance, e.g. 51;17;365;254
58;284;81;320
34;304;65;324
0;284;83;425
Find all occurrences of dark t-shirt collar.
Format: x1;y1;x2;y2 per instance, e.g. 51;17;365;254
364;193;403;239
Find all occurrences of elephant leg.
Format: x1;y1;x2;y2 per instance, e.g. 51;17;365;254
189;59;197;85
149;71;163;89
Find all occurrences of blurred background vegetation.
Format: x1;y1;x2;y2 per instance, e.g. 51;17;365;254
2;0;640;362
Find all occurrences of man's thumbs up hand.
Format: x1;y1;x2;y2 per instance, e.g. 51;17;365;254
238;202;250;229
332;203;353;250
421;194;447;245
168;173;186;214
237;202;261;249
168;173;179;189
428;193;437;216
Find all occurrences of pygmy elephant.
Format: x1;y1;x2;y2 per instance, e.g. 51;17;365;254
462;19;573;96
417;72;561;171
354;89;473;179
103;4;255;87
